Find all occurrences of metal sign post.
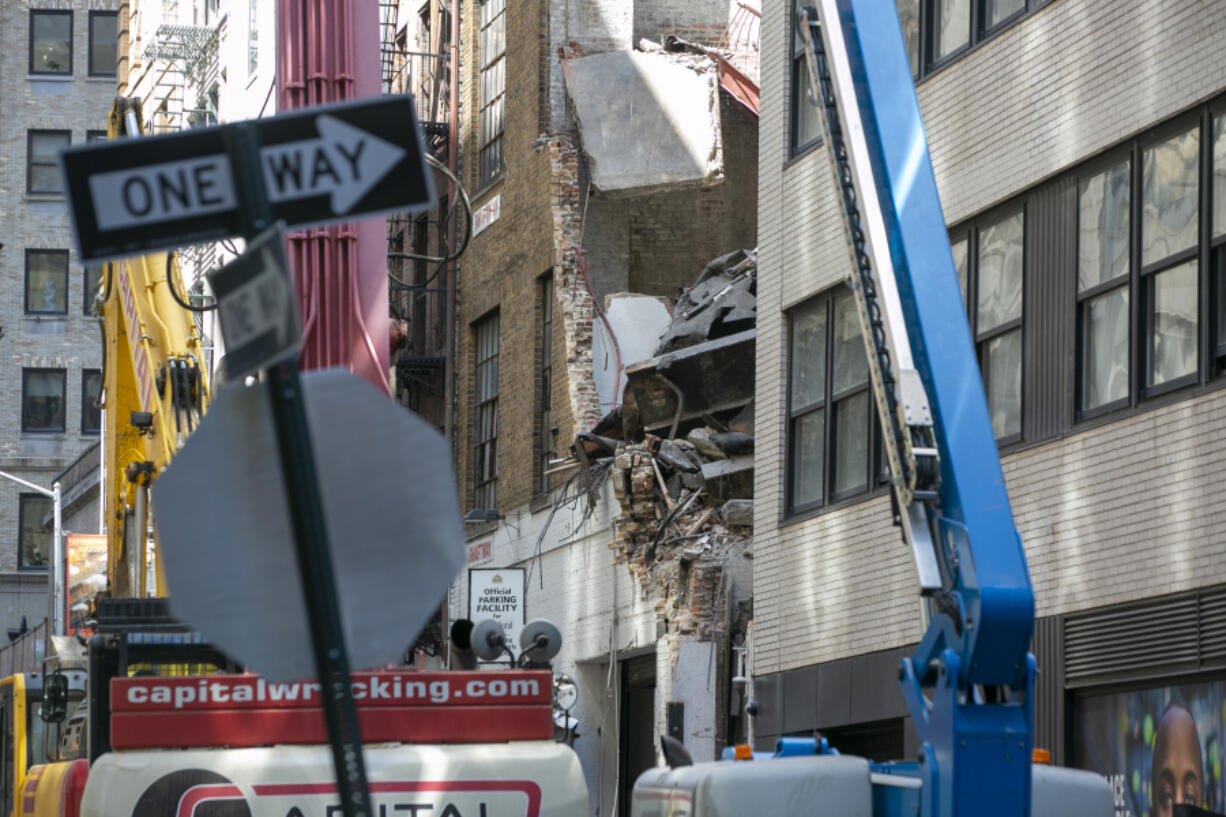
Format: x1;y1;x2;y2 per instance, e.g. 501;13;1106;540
221;121;371;817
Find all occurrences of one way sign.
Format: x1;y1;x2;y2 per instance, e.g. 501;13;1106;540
61;96;434;263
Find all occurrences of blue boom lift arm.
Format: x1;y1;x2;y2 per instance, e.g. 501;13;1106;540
796;2;1034;816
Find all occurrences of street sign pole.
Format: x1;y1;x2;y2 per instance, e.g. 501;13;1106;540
222;122;372;817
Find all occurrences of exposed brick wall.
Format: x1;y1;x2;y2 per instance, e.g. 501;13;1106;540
753;0;1226;676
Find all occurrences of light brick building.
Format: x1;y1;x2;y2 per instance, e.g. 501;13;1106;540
753;0;1226;794
0;1;116;636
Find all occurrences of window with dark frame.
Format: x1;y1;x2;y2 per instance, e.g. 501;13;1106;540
922;0;1050;82
1214;114;1226;368
22;368;66;432
477;0;506;185
88;11;118;76
25;249;69;315
86;130;107;143
82;369;101;434
537;276;554;496
951;210;1024;442
473;312;500;511
790;0;822;156
28;131;70;195
1076;157;1131;414
18;494;51;570
1141;126;1199;393
29;10;72;75
787;288;879;516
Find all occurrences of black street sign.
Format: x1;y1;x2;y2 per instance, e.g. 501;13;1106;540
61;95;435;263
207;223;300;381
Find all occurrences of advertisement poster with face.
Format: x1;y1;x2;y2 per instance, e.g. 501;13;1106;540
1074;680;1226;817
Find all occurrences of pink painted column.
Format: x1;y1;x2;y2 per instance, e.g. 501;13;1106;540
277;0;390;394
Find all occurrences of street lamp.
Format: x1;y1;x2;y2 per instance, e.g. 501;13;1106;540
0;470;63;637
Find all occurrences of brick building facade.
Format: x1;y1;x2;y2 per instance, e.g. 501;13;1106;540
754;0;1226;782
0;0;115;635
450;0;758;813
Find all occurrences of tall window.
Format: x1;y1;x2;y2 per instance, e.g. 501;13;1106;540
477;0;506;184
537;276;554;495
88;11;118;76
953;210;1025;441
28;131;69;195
22;369;66;432
1077;158;1131;413
29;10;72;75
473;313;500;510
790;0;821;155
787;288;877;515
896;0;920;78
1213;114;1226;368
82;369;102;434
1141;127;1199;391
18;495;51;570
26;250;69;315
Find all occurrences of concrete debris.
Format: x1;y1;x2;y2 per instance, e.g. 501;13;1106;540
656;249;756;355
709;431;753;456
720;499;753;528
687;427;724;460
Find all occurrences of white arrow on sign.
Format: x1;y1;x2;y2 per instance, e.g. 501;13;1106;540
215;246;294;351
261;115;407;214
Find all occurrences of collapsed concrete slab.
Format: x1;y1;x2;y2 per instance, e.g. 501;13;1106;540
564;50;722;193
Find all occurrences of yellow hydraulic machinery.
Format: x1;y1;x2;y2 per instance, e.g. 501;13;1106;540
98;98;211;599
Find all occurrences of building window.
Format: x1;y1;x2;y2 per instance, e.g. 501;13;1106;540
30;10;72;75
918;0;1048;79
790;0;822;155
1077;158;1131;413
89;11;118;76
28;131;69;195
954;210;1024;441
86;130;107;143
1213;114;1226;368
22;369;66;432
248;0;259;76
18;495;51;570
1141;127;1200;392
25;249;69;315
787;288;877;515
477;0;505;185
82;369;102;434
896;0;920;78
473;312;500;510
537;276;554;496
84;264;104;315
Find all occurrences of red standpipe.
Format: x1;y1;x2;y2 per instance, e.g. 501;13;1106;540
277;0;390;394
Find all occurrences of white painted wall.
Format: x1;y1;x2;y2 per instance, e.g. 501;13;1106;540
593;295;672;414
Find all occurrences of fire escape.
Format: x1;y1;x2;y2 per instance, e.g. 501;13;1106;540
380;0;456;432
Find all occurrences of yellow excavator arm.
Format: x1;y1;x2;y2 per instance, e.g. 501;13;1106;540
99;98;211;599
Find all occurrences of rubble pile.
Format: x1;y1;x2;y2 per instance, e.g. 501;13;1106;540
566;249;758;640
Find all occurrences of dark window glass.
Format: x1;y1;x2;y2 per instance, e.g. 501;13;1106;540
28;131;69;194
985;0;1025;29
18;495;52;570
22;369;66;432
787;289;878;514
538;276;554;495
82;370;102;434
933;0;970;61
1147;259;1198;387
1081;287;1130;410
1142;128;1199;268
473;313;499;510
791;0;822;154
477;0;506;184
25;250;69;314
974;210;1024;439
951;236;969;312
86;130;107;143
30;11;72;75
89;11;117;76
